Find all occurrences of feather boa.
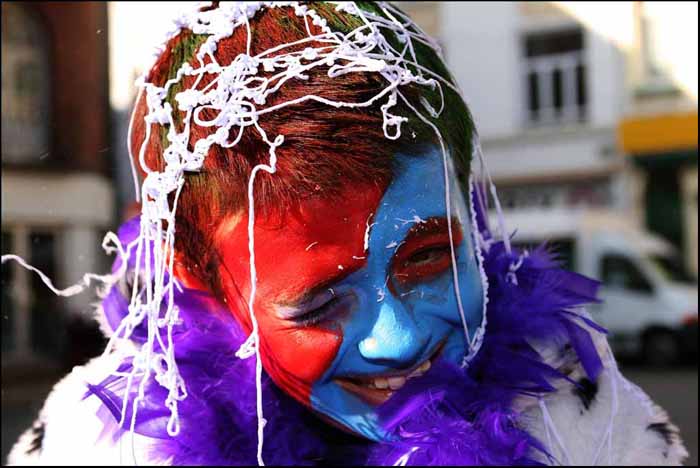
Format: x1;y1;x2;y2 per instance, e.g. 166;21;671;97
86;213;605;465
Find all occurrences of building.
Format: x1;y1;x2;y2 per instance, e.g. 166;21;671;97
618;3;698;277
401;2;697;277
434;2;639;213
1;2;114;373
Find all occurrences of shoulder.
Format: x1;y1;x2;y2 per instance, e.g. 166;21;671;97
7;353;162;466
518;321;688;466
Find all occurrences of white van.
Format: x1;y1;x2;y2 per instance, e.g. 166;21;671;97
493;208;698;366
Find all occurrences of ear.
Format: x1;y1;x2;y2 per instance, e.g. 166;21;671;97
172;251;210;292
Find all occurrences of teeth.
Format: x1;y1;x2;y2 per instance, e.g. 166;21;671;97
360;359;433;392
388;376;406;390
373;377;389;389
408;359;432;378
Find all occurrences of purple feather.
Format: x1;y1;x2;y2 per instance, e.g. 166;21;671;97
84;207;605;465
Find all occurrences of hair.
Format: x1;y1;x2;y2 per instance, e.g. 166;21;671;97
129;2;475;298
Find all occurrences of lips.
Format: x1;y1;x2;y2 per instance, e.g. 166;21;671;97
333;341;443;406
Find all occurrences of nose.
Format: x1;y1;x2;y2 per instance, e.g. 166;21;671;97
358;295;429;366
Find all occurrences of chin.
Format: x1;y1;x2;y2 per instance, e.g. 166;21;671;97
308;336;463;442
309;382;391;442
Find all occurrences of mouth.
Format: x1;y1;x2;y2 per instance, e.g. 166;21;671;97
333;340;445;406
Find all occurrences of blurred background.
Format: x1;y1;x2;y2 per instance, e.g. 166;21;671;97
1;1;697;464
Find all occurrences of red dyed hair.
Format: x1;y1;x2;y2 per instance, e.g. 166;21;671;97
129;4;472;296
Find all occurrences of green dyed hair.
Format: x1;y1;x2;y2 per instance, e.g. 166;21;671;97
148;2;475;183
132;2;476;290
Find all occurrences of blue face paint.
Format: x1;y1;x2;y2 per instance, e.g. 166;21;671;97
308;147;484;440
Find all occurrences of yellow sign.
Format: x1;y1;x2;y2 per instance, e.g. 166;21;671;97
618;112;698;155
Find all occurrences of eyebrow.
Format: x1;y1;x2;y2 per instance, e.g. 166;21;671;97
402;216;454;242
392;216;463;258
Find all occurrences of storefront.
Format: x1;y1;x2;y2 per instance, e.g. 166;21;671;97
619;111;698;277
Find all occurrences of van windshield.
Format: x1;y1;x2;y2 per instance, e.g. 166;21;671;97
649;254;698;285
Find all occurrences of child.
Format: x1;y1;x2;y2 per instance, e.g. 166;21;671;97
7;2;686;465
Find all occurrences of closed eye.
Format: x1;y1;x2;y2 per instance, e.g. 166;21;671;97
288;294;349;327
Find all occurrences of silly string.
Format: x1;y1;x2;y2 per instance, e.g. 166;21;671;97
2;2;516;465
126;3;477;464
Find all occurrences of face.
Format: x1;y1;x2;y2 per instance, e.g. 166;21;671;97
214;146;484;441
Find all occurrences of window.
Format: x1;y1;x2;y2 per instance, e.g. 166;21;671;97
29;232;66;357
498;180;611;211
1;3;51;164
649;254;697;285
522;28;587;126
600;254;653;294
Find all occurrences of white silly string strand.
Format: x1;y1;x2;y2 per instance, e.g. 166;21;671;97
395;90;472;351
1;232;128;299
462;174;490;366
126;88;144;202
244;124;283;465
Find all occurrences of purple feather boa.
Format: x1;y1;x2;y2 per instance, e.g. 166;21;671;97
86;210;605;465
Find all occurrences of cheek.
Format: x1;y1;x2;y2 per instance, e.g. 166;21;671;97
415;274;454;303
218;274;344;403
256;303;343;403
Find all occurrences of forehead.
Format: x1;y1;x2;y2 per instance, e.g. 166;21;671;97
215;148;448;303
365;152;447;267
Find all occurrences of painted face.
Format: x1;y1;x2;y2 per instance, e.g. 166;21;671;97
214;146;484;441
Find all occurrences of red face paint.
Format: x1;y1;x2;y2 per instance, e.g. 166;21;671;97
213;184;384;404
